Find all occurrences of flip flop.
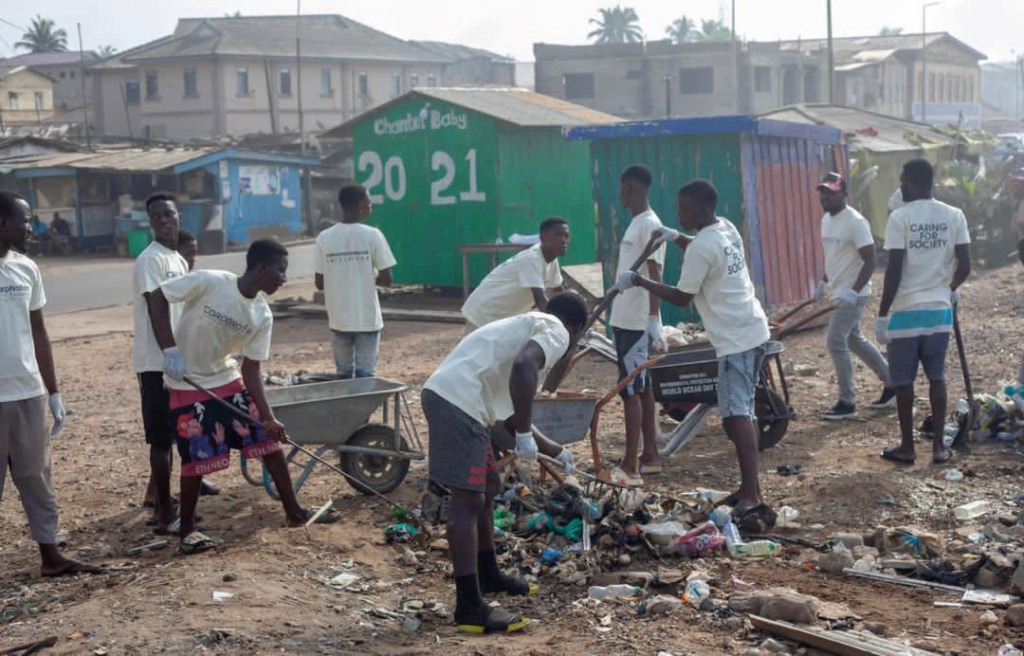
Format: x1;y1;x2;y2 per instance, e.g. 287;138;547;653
880;448;916;465
932;450;956;465
456;606;531;635
200;480;221;496
638;462;663;475
609;467;644;488
154;517;182;536
735;503;778;534
293;507;342;526
484;576;539;597
41;559;103;578
180;531;221;555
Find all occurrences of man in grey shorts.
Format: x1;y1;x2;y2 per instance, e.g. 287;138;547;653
876;159;971;465
0;191;100;578
421;292;586;635
615;179;774;530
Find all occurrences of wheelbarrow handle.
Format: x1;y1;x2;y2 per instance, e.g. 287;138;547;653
181;376;420;524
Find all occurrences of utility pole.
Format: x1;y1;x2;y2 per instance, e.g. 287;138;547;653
921;2;940;123
663;75;672;118
296;0;314;235
826;0;834;103
77;23;92;151
731;0;736;42
1017;54;1023;125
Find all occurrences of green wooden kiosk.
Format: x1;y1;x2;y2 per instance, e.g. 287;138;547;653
324;88;619;288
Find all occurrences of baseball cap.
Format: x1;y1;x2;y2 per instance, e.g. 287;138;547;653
816;172;846;193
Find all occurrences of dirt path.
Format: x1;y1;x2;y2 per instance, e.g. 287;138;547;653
3;268;1024;654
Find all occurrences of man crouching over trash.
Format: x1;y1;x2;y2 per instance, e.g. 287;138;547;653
421;292;586;634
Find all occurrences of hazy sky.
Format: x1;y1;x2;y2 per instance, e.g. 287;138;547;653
0;0;1019;63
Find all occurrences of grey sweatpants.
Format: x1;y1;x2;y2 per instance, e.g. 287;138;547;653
0;395;59;544
827;295;891;405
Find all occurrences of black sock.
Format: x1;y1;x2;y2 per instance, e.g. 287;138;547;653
454;574;485;620
478;550;528;594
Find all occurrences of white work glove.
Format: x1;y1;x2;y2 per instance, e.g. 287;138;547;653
555;447;575;473
515;432;538;461
951;289;961;306
162;346;187;381
814;280;828;304
651;228;681;246
646;315;667;352
48;393;66;436
835;288;859;306
612;270;637;293
875;317;891;345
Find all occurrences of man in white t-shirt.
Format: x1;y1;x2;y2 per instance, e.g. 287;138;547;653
608;165;667;487
132;193;193;534
422;292;586;634
150;240;339;554
461;216;569;333
0;190;100;577
876;159;971;466
813;173;893;420
314;184;396;378
616;180;775;531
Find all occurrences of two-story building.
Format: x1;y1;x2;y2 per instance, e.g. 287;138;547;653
0;51;98;114
0;66;56;125
89;14;450;140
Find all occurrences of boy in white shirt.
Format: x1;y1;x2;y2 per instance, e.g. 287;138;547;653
422;292;586;634
0;190;100;577
813;173;894;420
461;216;569;333
615;180;775;530
608;165;667;487
876;159;971;465
315;184;396;378
150;240;339;554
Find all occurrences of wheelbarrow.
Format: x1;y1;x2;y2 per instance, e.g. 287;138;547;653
242;375;423;497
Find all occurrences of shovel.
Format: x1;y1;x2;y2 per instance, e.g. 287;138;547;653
950;302;975;453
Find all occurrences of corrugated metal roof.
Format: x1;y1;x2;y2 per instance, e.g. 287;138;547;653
412;41;513;63
1;52;98;68
0;148;219;172
758;104;955;153
324;88;620;137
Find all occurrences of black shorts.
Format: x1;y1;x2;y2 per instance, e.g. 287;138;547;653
613;328;650;400
422;389;500;494
138;371;172;448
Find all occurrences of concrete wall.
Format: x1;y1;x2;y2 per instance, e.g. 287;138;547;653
839;61;910;120
908;42;982;126
0;69;55;124
92;69;142;138
32;62;93;112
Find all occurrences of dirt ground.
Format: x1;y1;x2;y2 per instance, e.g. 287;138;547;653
3;268;1024;655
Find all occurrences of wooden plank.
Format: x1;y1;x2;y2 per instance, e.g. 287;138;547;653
750;616;939;656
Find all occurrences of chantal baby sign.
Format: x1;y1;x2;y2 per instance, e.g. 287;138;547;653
373;103;468;136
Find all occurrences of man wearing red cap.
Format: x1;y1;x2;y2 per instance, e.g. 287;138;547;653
815;172;893;420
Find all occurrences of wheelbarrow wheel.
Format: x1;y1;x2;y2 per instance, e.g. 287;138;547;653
756;388;790;451
340;424;410;495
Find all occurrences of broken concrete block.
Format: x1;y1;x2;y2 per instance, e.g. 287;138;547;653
728;591;770;614
645;594;683;616
852;546;880;560
1006;604;1024;627
833;533;864;549
759;590;819;624
818;549;855;574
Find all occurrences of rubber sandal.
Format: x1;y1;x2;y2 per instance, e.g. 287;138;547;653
456;606;531;634
180;531;221;555
638;462;663;475
880;448;916;465
485;577;539;597
735;503;778;534
41;559;103;578
200;480;221;496
609;467;644;488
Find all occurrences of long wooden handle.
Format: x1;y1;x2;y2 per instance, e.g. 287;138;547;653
542;235;661;393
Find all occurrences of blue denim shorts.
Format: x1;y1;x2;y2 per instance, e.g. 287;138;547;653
717;344;767;419
887;333;950;387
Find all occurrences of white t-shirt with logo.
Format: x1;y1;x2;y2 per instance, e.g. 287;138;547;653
461;244;563;328
314;223;397;332
0;251;47;402
424;312;570;427
821;206;875;299
676;218;770;358
159;270;274;391
610;209;666;331
884;199;971;312
132;241;188;373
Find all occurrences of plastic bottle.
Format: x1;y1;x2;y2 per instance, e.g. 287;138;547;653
997;644;1023;656
722;522;742;548
710;506;733;528
954;500;995;521
729;539;780;557
776;506;800;528
682;580;710;607
588;584;641;600
1006;386;1024;413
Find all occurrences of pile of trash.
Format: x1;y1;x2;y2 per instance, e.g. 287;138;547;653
663;323;707;348
970;384;1024;442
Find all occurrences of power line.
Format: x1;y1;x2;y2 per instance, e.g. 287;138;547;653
0;17;28;33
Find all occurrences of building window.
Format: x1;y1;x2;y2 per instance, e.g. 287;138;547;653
679;67;714;95
70;70;75;79
563;73;595;100
60;71;66;79
125;78;140;105
390;72;401;97
236;67;249;96
625;69;642;80
321;68;332;96
427;74;437;87
34;91;44;109
358;71;369;96
184;68;198;97
410;73;419;88
754;66;772;93
280;67;292;96
8;92;18;110
145;70;159;100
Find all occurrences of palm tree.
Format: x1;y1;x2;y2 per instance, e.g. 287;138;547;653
665;16;698;44
587;6;644;45
224;11;242;18
878;26;903;36
15;15;68;53
97;45;117;57
696;18;732;42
